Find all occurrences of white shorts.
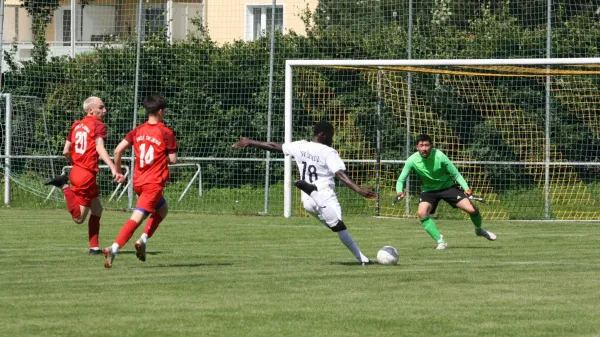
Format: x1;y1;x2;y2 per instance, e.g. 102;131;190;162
301;187;343;228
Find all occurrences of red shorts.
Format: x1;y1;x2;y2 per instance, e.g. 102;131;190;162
69;166;99;207
134;183;165;213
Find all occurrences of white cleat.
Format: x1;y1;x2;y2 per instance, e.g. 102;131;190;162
103;247;116;268
476;229;497;241
436;236;448;250
134;239;147;262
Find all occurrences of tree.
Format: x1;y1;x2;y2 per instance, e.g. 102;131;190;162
21;0;60;64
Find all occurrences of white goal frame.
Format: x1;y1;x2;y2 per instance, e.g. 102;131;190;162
283;57;600;218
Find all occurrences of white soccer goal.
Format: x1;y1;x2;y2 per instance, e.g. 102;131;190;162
284;58;600;220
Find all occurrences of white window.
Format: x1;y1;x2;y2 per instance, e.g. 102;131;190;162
171;3;203;40
54;5;116;43
144;4;166;37
245;5;284;41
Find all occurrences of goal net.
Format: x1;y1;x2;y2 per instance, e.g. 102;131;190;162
284;58;600;220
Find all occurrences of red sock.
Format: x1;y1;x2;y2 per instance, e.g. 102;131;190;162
115;220;140;247
88;215;100;248
144;213;164;239
62;186;81;219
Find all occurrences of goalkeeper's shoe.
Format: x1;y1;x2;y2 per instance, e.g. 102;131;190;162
134;239;147;262
436;236;448;250
44;174;69;188
476;229;497;241
103;247;116;268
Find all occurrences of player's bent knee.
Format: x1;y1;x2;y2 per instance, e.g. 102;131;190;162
329;220;347;233
417;210;429;218
73;216;85;224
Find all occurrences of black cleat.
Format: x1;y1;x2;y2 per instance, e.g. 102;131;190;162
44;174;69;188
89;248;103;255
294;180;318;194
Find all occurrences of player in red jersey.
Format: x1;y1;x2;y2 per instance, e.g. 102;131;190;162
45;97;124;255
103;94;177;268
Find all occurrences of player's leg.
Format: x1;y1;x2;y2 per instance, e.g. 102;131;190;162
103;209;148;268
455;198;496;241
134;197;168;262
417;195;447;249
68;167;97;224
88;197;103;255
44;173;84;220
103;185;150;268
133;185;166;262
298;184;371;265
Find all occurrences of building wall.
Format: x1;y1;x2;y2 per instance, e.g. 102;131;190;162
2;0;315;45
205;0;317;44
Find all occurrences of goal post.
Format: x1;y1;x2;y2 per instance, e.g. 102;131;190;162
284;57;600;219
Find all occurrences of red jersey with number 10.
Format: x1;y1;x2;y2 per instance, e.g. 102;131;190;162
67;115;107;173
125;122;177;187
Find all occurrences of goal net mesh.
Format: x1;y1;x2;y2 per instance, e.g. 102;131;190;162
289;63;600;220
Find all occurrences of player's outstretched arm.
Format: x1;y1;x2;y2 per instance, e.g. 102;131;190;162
335;170;377;199
63;140;72;163
168;152;177;165
113;139;131;183
97;138;124;183
232;136;283;152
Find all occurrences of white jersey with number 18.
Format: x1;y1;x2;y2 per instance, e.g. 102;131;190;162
282;140;346;191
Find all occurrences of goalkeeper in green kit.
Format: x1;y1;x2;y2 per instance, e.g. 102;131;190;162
395;134;497;250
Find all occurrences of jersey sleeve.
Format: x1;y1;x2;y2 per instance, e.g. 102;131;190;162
165;129;177;154
282;141;299;157
95;121;107;141
66;122;75;142
441;152;470;191
396;156;414;193
124;128;136;144
325;150;346;174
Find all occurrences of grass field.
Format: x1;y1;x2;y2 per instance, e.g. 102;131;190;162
1;208;599;337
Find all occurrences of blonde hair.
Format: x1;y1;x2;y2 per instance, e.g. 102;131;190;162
83;96;102;113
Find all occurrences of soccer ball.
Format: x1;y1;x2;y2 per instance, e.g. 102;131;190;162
376;246;399;265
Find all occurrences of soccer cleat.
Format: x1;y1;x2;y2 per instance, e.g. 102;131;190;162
134;240;147;262
89;248;102;255
103;247;116;268
476;229;497;241
44;174;69;188
361;260;375;266
436;236;448;250
294;180;318;194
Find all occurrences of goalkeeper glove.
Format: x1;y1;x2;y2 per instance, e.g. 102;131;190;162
392;192;404;205
464;189;485;203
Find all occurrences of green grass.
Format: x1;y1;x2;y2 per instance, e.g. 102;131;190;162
1;209;599;337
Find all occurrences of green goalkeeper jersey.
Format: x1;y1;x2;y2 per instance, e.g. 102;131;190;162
396;149;470;193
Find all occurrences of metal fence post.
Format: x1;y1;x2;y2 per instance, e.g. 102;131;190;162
4;93;12;205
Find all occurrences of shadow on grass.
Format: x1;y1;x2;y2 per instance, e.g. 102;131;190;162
150;262;233;268
109;250;170;255
329;261;370;266
415;245;503;250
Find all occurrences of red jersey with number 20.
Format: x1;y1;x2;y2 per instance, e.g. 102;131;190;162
125;122;177;187
67;115;107;173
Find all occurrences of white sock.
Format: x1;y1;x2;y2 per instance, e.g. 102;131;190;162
337;230;369;263
111;243;120;254
140;233;148;244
